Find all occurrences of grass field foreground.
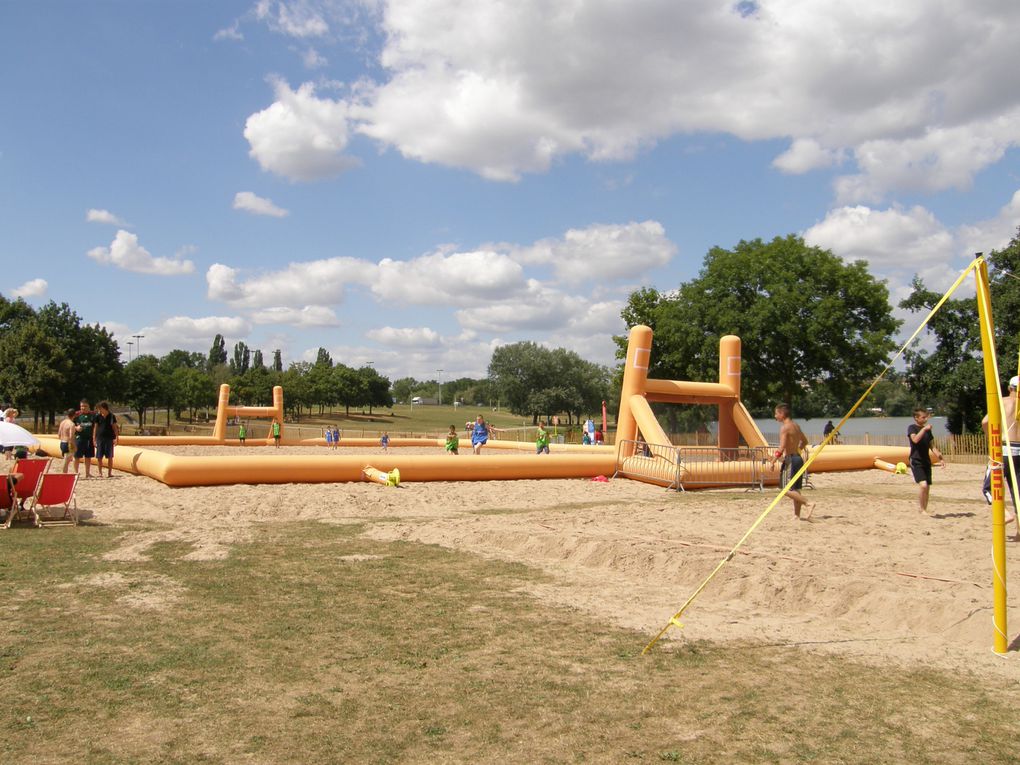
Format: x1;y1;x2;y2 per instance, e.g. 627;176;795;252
2;521;1018;764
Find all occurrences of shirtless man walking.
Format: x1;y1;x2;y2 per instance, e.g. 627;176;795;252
770;403;814;520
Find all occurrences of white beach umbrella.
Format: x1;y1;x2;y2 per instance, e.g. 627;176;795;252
0;421;41;448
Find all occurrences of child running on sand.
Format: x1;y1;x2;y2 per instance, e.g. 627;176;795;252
445;425;459;455
536;421;550;454
381;432;390;452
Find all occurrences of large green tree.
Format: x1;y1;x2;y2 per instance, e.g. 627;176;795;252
489;342;611;424
616;236;900;413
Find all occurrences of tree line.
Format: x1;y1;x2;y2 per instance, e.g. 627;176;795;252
6;228;1018;436
615;230;1020;434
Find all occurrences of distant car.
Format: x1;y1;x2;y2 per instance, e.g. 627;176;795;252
411;396;423;404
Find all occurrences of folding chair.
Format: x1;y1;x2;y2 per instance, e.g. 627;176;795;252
0;473;18;528
15;456;50;498
29;473;79;527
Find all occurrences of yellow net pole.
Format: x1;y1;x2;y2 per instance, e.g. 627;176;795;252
974;259;1009;653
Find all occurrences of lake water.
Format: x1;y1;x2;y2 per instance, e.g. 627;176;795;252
751;415;948;440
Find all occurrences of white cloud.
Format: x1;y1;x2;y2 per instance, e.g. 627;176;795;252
233;191;290;217
772;138;845;174
302;47;327;69
512;221;676;284
366;326;443;348
113;315;252;359
10;278;47;299
87;230;195;275
804;205;956;272
213;22;243;41
456;279;576;333
804;190;1020;303
244;77;358;181
324;0;1020;198
86;208;129;227
206;257;374;308
372;249;526;305
255;0;329;38
958;189;1020;260
250;306;340;327
835;111;1020;203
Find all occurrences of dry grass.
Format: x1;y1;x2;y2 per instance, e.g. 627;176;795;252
1;521;1018;764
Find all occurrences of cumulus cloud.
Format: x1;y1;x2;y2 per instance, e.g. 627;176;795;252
804;205;956;272
10;278;48;299
512;221;676;283
233;191;290;217
86;208;130;226
244;77;358;181
115;315;252;358
87;230;195;275
206;257;374;308
366;326;443;348
773;138;845;174
372;249;526;305
803;190;1020;302
295;0;1020;197
456;280;577;333
250;305;340;326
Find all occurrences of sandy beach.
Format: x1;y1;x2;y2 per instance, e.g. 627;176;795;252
61;445;1020;680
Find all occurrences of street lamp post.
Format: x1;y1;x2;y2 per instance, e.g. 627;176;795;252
133;334;145;358
126;341;134;361
436;369;443;406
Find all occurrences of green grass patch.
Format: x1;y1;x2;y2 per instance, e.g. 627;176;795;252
1;523;1017;764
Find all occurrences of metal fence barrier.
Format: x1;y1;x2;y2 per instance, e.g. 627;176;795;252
614;440;683;489
615;441;771;492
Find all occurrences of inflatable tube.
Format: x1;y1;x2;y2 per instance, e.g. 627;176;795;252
732;400;768;448
627;394;671;447
37;437;617;487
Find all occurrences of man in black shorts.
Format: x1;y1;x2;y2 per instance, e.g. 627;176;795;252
908;407;943;514
73;399;96;478
769;403;814;520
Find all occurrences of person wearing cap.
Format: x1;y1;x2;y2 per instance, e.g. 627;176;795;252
981;376;1020;540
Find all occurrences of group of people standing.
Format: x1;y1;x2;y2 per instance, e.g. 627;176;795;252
56;399;120;478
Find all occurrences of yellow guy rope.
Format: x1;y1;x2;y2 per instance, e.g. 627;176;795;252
642;257;985;655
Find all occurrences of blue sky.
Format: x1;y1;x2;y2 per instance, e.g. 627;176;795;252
3;1;1019;381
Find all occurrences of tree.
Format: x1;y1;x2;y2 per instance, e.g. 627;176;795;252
0;318;70;428
252;349;265;370
124;357;165;427
272;349;283;372
171;367;216;420
900;278;984;434
489;342;611;423
391;377;417;403
230;341;250;375
332;364;365;416
616;236;900;414
315;347;333;367
208;334;228;370
35;301;123;418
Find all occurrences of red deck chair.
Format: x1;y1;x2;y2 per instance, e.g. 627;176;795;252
15;456;50;498
28;473;79;527
0;473;20;529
